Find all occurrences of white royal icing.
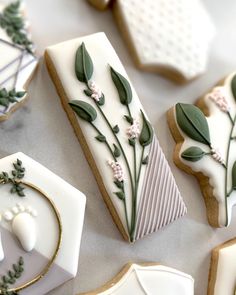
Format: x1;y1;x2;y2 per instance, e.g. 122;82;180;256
0;2;38;117
0;231;4;261
115;0;215;81
173;72;236;227
210;239;236;295
89;264;194;295
0;152;86;277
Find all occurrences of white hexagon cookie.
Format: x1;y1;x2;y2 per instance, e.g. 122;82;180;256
0;152;86;295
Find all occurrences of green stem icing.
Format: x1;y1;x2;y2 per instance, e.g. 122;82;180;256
137;146;145;186
224;114;236;225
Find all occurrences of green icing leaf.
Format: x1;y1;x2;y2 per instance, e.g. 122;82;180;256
97;93;105;106
113;144;121;157
142;155;149;165
115;191;125;200
110;66;132;105
139;110;153;147
128;138;135;146
114;180;123;189
181;146;206;162
176;103;211;146
112;125;119;134
124;115;133;124
69;100;97;122
75;42;93;83
232;161;236;190
95;134;106;142
231;74;236;101
84;89;93;97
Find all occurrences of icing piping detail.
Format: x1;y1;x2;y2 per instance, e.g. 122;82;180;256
69;43;154;241
134;137;186;240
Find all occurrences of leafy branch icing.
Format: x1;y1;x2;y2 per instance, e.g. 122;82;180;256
69;42;153;241
176;74;236;226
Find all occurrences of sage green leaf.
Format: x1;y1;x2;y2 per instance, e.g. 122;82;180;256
97;93;105;106
69;100;97;122
142;155;149;165
110;66;132;105
114;180;123;189
176;103;211;146
16;91;25;98
84;89;93;97
0;88;7;97
95;134;106;142
115;191;125;200
112;125;119;134
113;144;121;157
139;110;153;146
75;42;93;83
0;98;9;107
128;138;135;146
181;146;205;162
232;161;236;190
231;74;236;101
124;115;133;124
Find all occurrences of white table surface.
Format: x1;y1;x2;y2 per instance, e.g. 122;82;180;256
1;0;236;294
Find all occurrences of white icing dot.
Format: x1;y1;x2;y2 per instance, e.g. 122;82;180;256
12;206;19;215
4;211;13;221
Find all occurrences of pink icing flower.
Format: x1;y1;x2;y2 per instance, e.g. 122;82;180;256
207;87;230;113
89;81;102;102
108;160;124;182
211;148;225;165
126;119;140;139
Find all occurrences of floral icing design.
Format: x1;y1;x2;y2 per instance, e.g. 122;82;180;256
176;74;236;225
69;42;153;241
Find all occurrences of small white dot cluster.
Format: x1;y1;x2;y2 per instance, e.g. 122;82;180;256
3;203;37;222
89;81;102;102
207;87;230;113
211;148;225;165
108;160;124;182
119;0;215;80
126;119;140;139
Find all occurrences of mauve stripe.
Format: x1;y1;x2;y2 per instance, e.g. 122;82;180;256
134;137;187;241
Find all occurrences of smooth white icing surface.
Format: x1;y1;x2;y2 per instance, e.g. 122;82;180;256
0;152;86;276
174;72;236;227
0;231;4;261
213;241;236;295
46;32;151;235
0;2;38;115
116;0;215;80
96;264;194;295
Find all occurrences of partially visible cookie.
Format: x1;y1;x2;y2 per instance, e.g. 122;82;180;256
79;262;194;294
0;1;38;121
208;238;236;295
87;0;215;82
167;72;236;228
87;0;111;10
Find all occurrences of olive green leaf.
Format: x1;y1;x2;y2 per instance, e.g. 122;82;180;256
84;89;93;97
231;74;236;101
128;138;135;146
115;191;125;200
232;161;236;190
114;180;124;189
112;125;119;134
139;110;153;146
124;115;133;124
181;146;206;162
142;155;149;165
95;134;106;142
97;93;105;106
176;103;211;146
110;66;132;105
75;42;93;83
69;100;97;122
113;144;121;157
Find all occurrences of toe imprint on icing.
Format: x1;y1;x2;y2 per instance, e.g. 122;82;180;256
3;203;37;252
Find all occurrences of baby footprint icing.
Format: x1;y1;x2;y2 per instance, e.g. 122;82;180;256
3;203;37;252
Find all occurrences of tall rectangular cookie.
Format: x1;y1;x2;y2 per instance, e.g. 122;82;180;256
45;32;186;242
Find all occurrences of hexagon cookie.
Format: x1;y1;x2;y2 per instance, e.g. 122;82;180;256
80;263;194;294
208;238;236;295
0;1;38;121
88;0;215;82
0;152;86;294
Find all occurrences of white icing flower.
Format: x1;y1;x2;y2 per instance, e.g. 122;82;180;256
89;81;102;102
211;148;225;165
108;160;124;182
207;87;230;113
126;119;140;139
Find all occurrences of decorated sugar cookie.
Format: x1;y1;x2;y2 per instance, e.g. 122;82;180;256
167;72;236;228
0;1;38;121
80;263;194;295
45;32;187;242
208;238;236;295
0;153;86;294
88;0;215;82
